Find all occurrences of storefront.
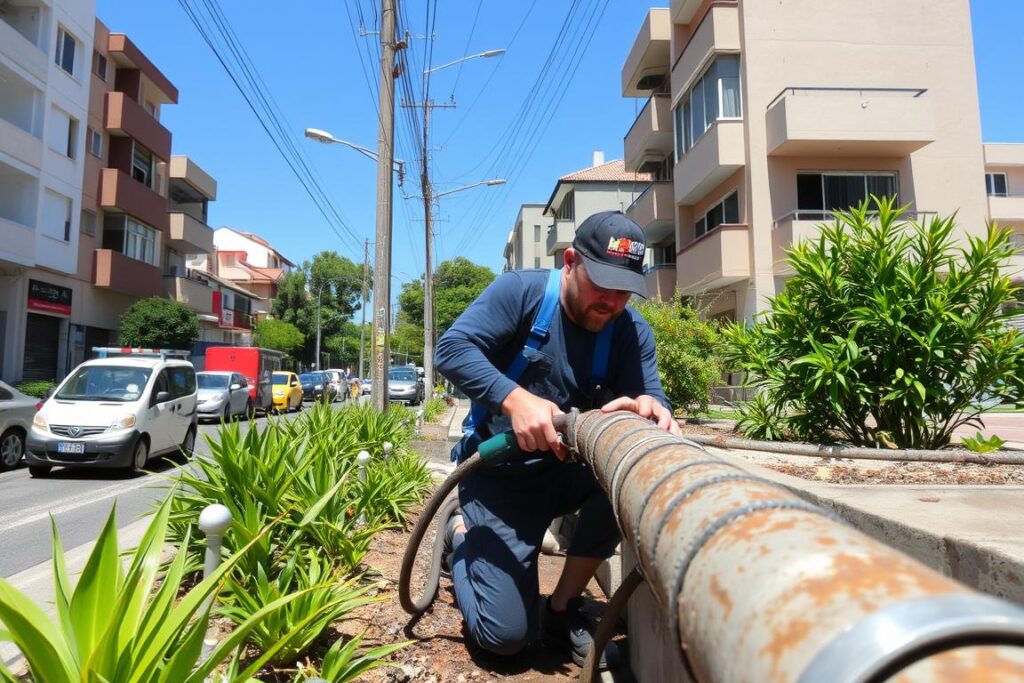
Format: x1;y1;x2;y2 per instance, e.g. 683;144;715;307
22;279;72;381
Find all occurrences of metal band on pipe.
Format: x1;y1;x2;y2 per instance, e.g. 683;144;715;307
609;436;680;520
666;499;844;661
583;412;639;472
798;593;1024;683
632;457;734;582
600;428;657;480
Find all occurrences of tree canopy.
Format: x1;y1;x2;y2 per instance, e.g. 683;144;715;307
398;257;495;337
119;297;200;349
253;318;304;356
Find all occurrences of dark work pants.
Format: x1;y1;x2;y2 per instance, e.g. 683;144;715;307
451;457;621;656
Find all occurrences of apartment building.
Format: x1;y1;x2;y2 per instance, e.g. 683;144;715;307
539;152;651;270
0;0;96;381
621;0;993;320
503;204;553;271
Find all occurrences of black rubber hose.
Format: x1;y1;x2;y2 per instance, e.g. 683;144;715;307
399;452;484;615
579;567;645;683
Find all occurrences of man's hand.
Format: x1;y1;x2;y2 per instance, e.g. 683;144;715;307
501;387;568;459
601;395;682;435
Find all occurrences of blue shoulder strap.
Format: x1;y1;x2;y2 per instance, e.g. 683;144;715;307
465;269;562;434
591;323;613;389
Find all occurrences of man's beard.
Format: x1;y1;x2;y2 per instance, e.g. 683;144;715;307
567;296;623;333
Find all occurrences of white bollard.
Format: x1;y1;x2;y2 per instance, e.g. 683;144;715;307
383;441;393;461
356;450;371;525
198;503;232;658
415;409;425;436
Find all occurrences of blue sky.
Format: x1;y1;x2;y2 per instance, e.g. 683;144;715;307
96;0;1023;287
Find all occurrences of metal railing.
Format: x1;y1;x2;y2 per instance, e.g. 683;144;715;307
623;93;670;141
766;86;928;111
772;208;937;230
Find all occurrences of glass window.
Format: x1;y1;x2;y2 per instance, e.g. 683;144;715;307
169;367;195;398
680;55;742;154
723;192;740;223
132;143;154;188
718;56;741;118
683;99;692;151
124;218;158;265
93;51;107;80
695;191;740;238
533;225;541;242
80;210;96;237
87;127;102;157
556;192;575;221
272;372;291;385
198;373;229;389
986;173;1008;197
797;172;898;218
534;256;541;268
55;27;76;76
57;365;153;402
0;387;11;401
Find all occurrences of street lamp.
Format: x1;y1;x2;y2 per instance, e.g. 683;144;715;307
424;49;506;75
433;179;506;199
303;128;406;185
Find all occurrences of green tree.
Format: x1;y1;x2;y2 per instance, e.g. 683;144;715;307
398;257;495;337
253;318;304;356
119;297;199;349
633;296;723;413
722;198;1024;448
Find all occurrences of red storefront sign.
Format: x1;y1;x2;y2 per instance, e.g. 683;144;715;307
27;279;72;315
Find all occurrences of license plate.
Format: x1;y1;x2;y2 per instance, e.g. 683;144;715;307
57;442;86;454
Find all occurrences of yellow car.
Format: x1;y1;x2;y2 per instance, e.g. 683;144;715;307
271;372;303;413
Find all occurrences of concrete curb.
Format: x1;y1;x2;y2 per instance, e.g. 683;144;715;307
1;515;154;672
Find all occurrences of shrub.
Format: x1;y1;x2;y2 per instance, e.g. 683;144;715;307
422;396;447;423
292;631;409;682
15;379;55;399
722;198;1024;448
119;297;199;349
254;318;305;356
632;295;723;413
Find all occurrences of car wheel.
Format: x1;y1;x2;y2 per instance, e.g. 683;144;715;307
129;438;149;475
180;427;196;458
296;397;303;412
0;428;24;469
223;403;231;422
28;465;51;478
245;399;255;420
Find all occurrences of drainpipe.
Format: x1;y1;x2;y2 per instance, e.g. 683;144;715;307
567;411;1024;682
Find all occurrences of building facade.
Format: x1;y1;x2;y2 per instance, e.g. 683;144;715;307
503;204;553;271
622;0;996;320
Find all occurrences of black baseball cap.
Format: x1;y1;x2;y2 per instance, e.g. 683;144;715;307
572;211;647;297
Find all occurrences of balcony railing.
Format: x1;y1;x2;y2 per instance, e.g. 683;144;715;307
766;87;935;157
674;119;745;204
989;194;1024;222
93;249;162;297
98;167;169;232
624;94;673;173
546;219;575;256
677;223;749;294
163;274;214;314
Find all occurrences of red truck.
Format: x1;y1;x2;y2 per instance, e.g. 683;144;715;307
204;347;286;414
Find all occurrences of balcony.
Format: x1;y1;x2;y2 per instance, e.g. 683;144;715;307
624;94;673;173
0;217;36;266
93;249;162;297
644;264;677;301
670;0;705;26
546;219;575;256
677;224;749;294
990;195;1024;223
984;143;1024;167
0;117;43;170
766;87;936;157
169;155;217;200
107;34;179;104
621;8;671;96
98;168;169;232
168;212;214;254
163;275;214;314
626;182;675;243
672;3;740;95
104;92;172;161
674;120;745;205
0;10;48;83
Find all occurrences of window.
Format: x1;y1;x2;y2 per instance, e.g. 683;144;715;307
533;225;541;242
556;192;575;221
103;215;159;265
796;172;898;220
65;116;78;158
986;173;1008;197
673;55;742;158
169;367;196;398
87;127;102;157
534;257;541;268
143;100;156;117
92;51;107;80
695;191;740;239
55;27;77;76
132;143;154;188
47;107;78;159
80;209;96;237
42;190;72;241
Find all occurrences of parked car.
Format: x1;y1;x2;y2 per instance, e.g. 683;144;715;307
361;378;372;395
271;371;303;413
204;347;286;414
26;353;198;477
196;371;251;422
388;366;424;405
323;369;346;402
299;372;334;403
0;380;38;470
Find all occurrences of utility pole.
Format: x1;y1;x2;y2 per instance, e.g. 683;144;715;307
358;238;369;381
370;0;398;411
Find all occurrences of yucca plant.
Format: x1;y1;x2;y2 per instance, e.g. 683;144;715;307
358;451;433;525
292;631;409;683
218;551;379;666
723;197;1024;448
0;497;301;683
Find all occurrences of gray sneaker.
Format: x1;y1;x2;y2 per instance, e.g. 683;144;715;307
542;596;621;670
440;512;464;578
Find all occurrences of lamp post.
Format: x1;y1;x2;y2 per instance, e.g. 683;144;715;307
423;49;506;75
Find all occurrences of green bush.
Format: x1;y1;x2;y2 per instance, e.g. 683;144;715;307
292;631;409;682
119;296;199;349
422;396;447;423
632;295;723;413
722;198;1024;448
254;318;305;356
15;379;55;399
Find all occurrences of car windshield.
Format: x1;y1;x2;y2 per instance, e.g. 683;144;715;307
299;373;320;383
272;373;291;384
197;374;229;390
56;366;153;402
390;369;417;381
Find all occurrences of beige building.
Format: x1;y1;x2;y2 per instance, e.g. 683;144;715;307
503;204;553;271
621;0;1001;318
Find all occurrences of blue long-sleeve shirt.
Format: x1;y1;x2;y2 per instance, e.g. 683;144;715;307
436;269;670;461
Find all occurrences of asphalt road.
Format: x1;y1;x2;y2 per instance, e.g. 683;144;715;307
0;401;338;579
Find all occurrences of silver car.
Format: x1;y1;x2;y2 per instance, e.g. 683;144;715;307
196;371;251;421
0;380;37;469
388;367;423;405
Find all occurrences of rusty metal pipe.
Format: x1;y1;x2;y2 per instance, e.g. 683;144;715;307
567;411;1024;682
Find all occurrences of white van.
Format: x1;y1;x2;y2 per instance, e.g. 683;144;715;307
25;354;198;477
